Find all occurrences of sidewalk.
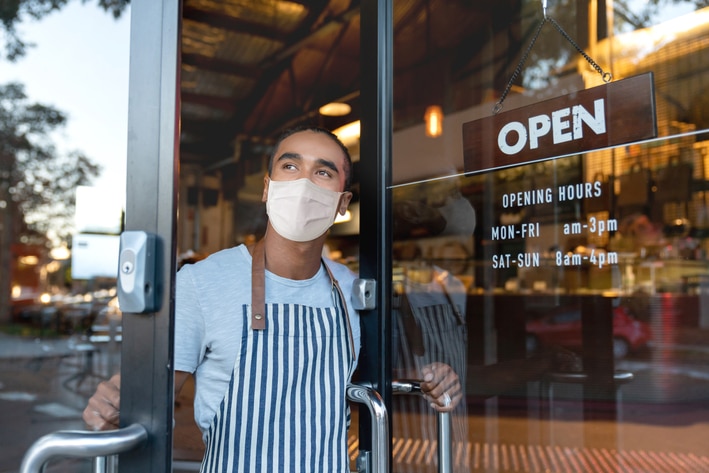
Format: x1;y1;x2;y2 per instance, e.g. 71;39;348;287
0;331;202;472
0;332;76;361
0;333;113;473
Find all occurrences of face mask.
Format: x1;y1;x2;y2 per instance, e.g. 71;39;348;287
266;178;345;242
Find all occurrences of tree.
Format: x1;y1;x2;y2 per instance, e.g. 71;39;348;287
0;0;128;324
613;0;709;32
0;0;130;60
0;82;101;323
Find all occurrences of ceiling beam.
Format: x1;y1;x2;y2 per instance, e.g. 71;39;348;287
182;52;262;79
192;0;347;145
262;4;360;68
235;2;360;134
182;5;290;42
182;91;237;113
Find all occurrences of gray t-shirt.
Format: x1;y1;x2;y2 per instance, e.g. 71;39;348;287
174;244;361;438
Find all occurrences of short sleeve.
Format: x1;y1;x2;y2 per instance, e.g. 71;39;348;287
174;265;206;373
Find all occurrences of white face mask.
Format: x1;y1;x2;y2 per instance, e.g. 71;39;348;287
266;178;345;242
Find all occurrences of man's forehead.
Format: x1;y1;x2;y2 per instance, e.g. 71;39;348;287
276;131;346;166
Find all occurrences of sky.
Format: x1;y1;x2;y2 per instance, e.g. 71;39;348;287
1;1;131;201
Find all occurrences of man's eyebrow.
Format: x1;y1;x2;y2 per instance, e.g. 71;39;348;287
316;158;339;174
276;152;302;163
276;152;340;174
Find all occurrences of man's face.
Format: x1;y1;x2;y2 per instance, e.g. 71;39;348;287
262;130;352;215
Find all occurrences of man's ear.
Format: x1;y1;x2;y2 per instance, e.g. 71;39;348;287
338;192;353;215
262;175;270;203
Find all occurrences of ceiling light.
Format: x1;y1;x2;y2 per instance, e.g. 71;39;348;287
334;210;352;224
424;105;444;138
332;120;360;147
319;102;352;117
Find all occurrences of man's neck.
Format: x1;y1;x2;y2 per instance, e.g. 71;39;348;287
260;228;325;280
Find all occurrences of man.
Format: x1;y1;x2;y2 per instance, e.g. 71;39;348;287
84;126;461;472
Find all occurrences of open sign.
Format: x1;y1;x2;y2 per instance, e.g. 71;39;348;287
462;73;657;173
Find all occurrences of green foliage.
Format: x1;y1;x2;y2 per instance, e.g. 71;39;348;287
0;0;130;60
0;82;101;243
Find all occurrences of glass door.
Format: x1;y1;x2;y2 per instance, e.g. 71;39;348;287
15;1;180;471
387;1;709;472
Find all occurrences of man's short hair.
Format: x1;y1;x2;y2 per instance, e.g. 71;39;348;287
268;125;353;191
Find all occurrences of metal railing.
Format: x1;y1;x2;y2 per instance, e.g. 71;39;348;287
392;379;452;473
19;423;148;473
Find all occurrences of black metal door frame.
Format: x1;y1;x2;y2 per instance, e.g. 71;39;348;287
359;0;394;468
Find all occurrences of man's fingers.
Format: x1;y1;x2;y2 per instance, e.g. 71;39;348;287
420;362;463;411
425;386;462;412
82;377;121;430
421;366;459;396
82;394;120;430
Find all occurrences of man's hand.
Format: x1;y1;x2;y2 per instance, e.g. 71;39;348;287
420;362;462;412
82;373;121;430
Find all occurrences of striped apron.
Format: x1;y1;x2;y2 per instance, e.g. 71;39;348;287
200;241;357;473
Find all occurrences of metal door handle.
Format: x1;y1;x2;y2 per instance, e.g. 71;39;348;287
347;383;389;473
20;423;148;473
393;380;452;473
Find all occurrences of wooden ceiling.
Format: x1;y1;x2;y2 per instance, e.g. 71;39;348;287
179;0;525;174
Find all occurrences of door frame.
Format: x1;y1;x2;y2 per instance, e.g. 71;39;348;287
358;0;395;465
118;0;180;471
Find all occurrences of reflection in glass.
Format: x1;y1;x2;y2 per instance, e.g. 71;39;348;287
390;179;470;472
391;2;709;470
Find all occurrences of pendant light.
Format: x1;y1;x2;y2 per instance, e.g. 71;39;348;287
424;105;443;137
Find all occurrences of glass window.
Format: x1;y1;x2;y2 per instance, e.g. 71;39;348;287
391;1;709;471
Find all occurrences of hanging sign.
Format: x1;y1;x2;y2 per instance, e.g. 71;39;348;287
462;73;657;173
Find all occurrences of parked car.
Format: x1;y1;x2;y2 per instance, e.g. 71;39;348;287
526;305;653;359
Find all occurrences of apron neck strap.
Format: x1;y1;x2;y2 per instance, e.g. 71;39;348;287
323;261;356;359
251;239;266;330
251;240;353;359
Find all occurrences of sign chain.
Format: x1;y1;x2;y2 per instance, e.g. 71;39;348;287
547;16;613;84
494;12;613;116
493;18;546;116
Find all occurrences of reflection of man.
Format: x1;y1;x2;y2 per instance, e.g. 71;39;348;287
393;259;470;472
393;235;470;472
393;181;476;240
436;189;476;236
